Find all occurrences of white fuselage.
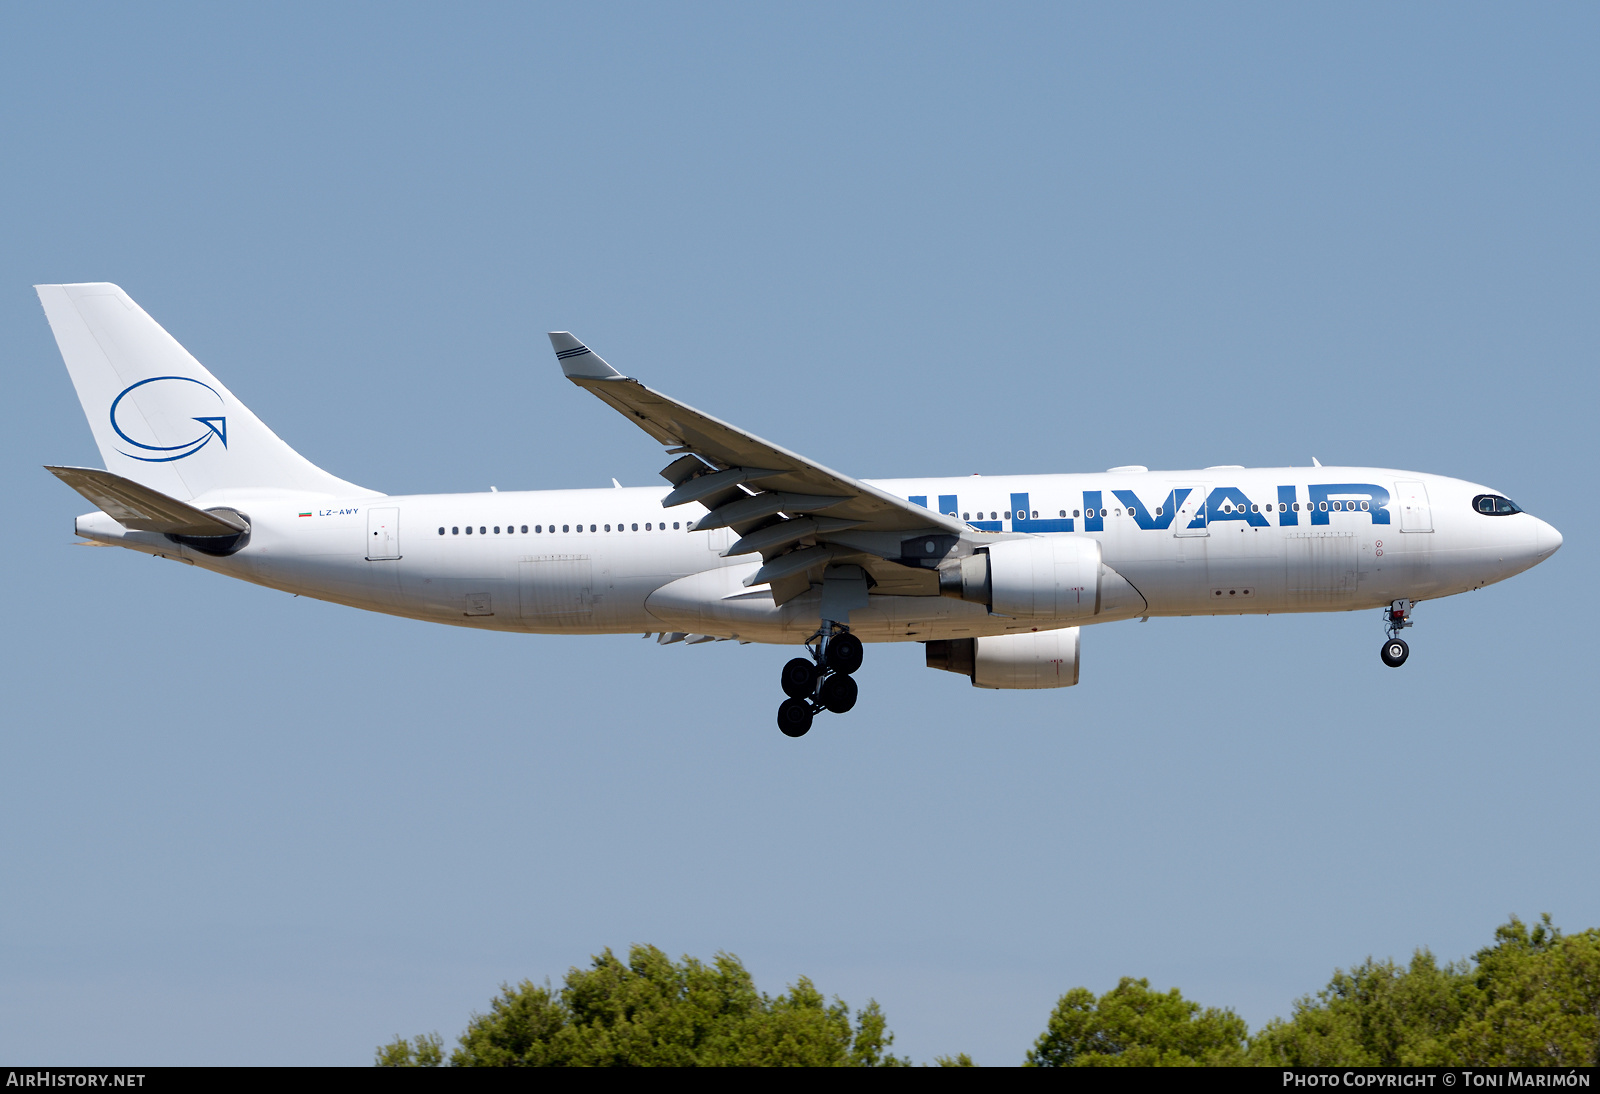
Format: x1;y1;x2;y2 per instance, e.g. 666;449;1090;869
73;467;1561;645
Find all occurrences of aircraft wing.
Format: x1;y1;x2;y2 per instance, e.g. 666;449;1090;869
549;333;963;604
46;465;248;536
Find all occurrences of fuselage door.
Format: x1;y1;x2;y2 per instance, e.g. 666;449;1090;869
366;507;401;560
520;556;594;619
1395;481;1433;533
1171;484;1208;537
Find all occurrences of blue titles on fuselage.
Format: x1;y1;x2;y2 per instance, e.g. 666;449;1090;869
1111;488;1190;530
1201;487;1270;527
1307;483;1391;526
910;483;1392;533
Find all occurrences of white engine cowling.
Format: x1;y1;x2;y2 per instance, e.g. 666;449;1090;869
939;536;1147;621
925;628;1081;689
986;537;1101;619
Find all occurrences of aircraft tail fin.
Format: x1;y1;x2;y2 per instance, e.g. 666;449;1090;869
36;283;369;502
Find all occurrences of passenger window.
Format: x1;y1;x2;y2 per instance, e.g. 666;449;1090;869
632;523;638;531
480;526;486;534
1100;508;1108;518
438;527;445;535
466;526;473;534
590;525;596;532
1293;503;1301;512
990;512;997;520
674;522;680;529
1005;511;1012;519
1114;508;1122;517
575;524;582;532
1155;506;1163;516
1127;507;1136;517
452;527;459;535
494;526;500;534
1251;504;1259;513
563;525;570;532
521;525;528;533
1031;511;1038;519
963;512;970;520
605;524;611;532
1318;502;1327;511
1073;510;1080;518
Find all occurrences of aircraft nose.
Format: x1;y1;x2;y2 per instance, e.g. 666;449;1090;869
1536;517;1562;558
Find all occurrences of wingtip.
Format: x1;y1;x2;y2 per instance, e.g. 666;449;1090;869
548;331;624;380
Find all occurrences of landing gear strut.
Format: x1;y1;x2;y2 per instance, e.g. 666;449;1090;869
774;621;863;736
1380;599;1413;668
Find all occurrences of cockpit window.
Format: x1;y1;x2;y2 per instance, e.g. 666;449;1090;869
1473;494;1523;516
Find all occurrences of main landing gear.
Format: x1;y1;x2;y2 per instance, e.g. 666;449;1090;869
1380;599;1414;668
776;624;864;737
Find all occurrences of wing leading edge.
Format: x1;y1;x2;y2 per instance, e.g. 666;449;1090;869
548;333;963;605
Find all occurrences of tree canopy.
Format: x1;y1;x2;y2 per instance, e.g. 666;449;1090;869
1251;915;1600;1067
379;916;1598;1066
1025;977;1249;1066
1028;916;1600;1068
377;944;922;1067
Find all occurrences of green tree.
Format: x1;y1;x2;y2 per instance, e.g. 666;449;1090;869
1449;915;1600;1066
374;1031;443;1067
1247;951;1476;1066
377;944;916;1067
1248;916;1600;1068
1025;977;1249;1066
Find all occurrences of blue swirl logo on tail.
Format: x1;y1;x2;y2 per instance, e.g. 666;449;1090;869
109;376;228;462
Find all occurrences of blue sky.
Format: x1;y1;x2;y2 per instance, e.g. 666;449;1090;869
2;2;1595;1065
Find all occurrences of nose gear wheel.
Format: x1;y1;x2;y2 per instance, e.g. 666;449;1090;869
1379;599;1415;667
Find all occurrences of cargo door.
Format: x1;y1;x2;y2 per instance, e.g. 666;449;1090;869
519;556;594;620
1285;531;1358;607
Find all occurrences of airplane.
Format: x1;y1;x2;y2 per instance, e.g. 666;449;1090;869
38;283;1563;738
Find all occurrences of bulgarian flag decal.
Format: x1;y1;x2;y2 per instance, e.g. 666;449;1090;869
298;510;312;517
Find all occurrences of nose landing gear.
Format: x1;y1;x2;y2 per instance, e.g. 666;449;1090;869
774;623;863;736
1380;600;1414;667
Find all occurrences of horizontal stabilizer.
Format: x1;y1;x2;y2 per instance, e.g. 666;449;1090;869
45;465;248;535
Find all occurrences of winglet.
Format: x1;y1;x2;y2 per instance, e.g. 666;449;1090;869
548;332;625;380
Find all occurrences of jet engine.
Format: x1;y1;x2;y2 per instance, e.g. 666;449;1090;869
925;628;1081;689
939;537;1101;619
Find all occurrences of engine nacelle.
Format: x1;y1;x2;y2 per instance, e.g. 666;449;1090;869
940;536;1101;619
925;629;1081;689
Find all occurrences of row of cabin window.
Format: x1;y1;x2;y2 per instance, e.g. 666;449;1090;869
959;500;1371;521
438;522;687;536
